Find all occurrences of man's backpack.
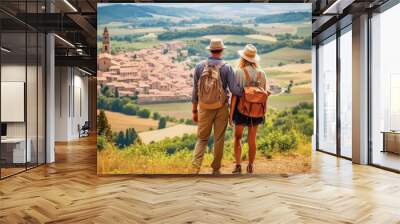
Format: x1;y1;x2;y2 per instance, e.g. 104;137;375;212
198;60;227;110
237;67;270;118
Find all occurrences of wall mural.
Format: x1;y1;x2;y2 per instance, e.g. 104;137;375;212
97;3;313;174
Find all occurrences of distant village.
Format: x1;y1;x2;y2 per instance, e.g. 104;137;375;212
97;27;193;104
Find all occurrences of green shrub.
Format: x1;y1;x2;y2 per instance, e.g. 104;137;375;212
137;108;151;118
122;103;139;115
97;135;107;151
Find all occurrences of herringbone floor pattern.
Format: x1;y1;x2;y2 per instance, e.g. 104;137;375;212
1;136;400;224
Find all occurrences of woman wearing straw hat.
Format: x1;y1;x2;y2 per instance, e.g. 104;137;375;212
230;44;269;174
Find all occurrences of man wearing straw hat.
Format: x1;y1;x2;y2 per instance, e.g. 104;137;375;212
191;39;243;175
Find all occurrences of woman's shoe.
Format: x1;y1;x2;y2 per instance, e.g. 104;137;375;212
247;164;254;174
232;165;242;174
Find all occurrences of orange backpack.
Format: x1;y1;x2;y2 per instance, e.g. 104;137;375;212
237;68;270;118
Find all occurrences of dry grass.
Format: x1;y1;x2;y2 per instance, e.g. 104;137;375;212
291;83;312;94
97;142;311;175
139;124;197;144
268;63;312;73
99;110;174;133
270;72;311;86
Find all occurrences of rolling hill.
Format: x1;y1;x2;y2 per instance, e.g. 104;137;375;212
98;4;201;24
255;12;311;24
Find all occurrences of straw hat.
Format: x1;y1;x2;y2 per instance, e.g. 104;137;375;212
206;38;226;50
238;44;260;63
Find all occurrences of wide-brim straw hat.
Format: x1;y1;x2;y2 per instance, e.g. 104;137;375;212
206;38;226;50
238;44;260;63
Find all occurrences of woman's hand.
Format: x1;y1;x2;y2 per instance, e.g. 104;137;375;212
229;117;233;128
229;95;237;128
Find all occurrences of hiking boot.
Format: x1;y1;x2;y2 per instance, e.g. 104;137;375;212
191;165;201;174
232;165;242;174
212;169;221;175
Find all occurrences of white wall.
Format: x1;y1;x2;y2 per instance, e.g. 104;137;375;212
54;67;89;141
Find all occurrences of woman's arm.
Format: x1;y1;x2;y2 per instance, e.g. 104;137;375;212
229;95;237;127
263;71;272;96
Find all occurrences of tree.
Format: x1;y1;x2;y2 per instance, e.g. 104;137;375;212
97;110;112;140
125;128;138;145
116;131;125;148
158;117;167;129
97;95;109;110
152;112;161;120
122;103;138;115
137;108;151;118
110;98;123;112
131;91;139;100
114;89;119;98
100;85;113;97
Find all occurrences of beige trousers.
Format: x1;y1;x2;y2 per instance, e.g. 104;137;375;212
192;105;229;170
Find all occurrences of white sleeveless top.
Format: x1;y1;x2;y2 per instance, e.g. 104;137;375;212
234;66;267;90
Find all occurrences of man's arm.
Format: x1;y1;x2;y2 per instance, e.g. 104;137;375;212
192;65;201;123
226;65;243;96
192;65;200;104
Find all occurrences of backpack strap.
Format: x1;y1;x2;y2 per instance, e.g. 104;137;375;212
243;67;251;83
215;60;225;70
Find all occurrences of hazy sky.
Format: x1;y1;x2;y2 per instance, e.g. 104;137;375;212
98;3;311;14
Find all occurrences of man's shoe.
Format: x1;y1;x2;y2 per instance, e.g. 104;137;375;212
212;169;221;175
191;165;201;174
232;164;242;174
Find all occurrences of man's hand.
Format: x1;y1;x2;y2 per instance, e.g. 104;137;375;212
192;112;198;123
192;103;198;124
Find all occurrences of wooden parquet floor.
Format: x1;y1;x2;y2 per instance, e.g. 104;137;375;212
1;136;400;224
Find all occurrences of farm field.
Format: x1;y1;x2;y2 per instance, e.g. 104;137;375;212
226;47;311;68
97;26;165;36
244;23;297;35
99;110;174;132
296;24;312;37
140;92;313;121
269;93;313;109
270;72;311;86
259;47;311;68
202;34;274;44
138;124;197;144
141;102;193;119
245;34;277;42
110;40;161;52
291;83;312;94
268;63;311;73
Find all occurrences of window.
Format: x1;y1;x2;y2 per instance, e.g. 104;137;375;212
317;35;337;154
370;3;400;171
339;27;352;158
0;1;46;179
